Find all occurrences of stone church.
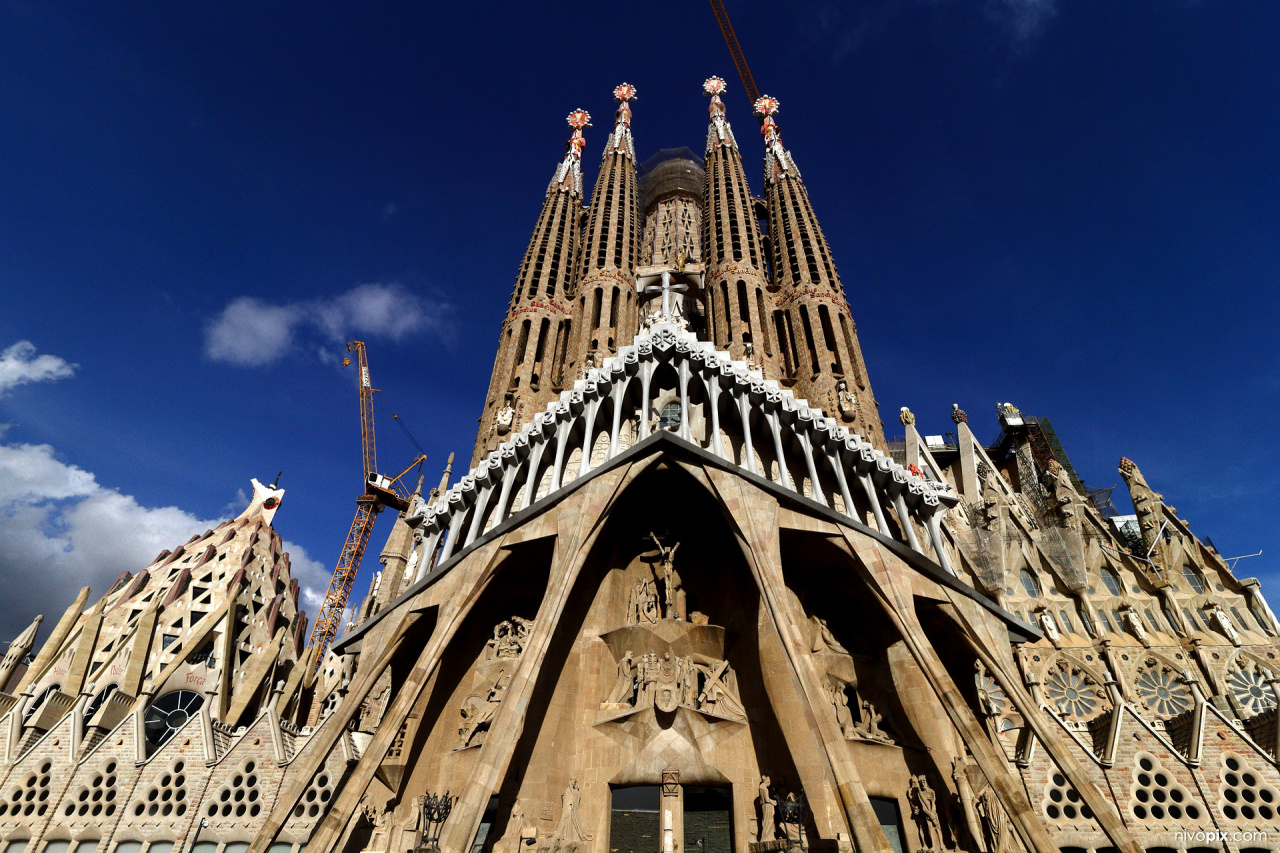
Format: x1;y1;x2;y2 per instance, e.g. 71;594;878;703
0;78;1277;853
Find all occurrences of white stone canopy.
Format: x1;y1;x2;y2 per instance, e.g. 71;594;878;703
410;324;959;579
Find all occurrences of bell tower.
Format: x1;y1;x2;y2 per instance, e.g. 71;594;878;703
473;110;590;464
756;96;885;448
566;84;641;379
700;77;778;375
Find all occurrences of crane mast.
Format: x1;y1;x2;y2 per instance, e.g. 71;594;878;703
708;0;761;107
308;341;424;671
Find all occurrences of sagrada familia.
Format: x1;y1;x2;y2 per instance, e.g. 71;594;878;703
1;78;1276;853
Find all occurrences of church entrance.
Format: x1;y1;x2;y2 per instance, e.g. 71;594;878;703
608;784;733;853
682;787;733;853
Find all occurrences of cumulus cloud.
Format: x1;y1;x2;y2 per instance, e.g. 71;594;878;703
0;341;77;395
984;0;1059;46
0;439;331;641
204;282;444;366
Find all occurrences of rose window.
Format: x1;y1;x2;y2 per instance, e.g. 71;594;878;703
976;670;1008;715
144;689;205;748
1044;668;1098;719
1135;669;1192;718
1228;667;1276;717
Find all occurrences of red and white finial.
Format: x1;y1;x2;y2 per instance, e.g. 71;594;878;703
613;83;637;103
703;76;727;97
566;109;592;130
753;95;780;118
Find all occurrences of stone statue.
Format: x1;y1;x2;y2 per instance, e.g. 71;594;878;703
1038;610;1060;643
976;787;1010;853
554;779;589;849
908;775;942;851
757;775;777;842
495;403;515;436
1045;459;1079;530
457;674;510;749
493;800;527;853
809;615;849;655
837;380;856;423
605;651;636;706
627;578;659;625
744;341;761;372
649;532;685;621
832;681;857;739
1123;607;1150;645
1210;604;1243;646
979;468;1004;532
857;698;892;744
695;658;746;720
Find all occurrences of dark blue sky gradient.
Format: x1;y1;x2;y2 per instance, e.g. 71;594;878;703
2;1;1278;624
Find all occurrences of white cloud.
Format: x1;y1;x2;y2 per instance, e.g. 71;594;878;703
0;440;331;640
984;0;1058;45
204;282;444;366
0;341;77;395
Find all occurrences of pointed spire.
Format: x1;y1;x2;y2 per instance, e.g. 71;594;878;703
567;85;642;374
703;76;738;151
0;614;43;693
434;452;455;501
553;109;592;194
700;76;776;374
753;95;798;183
472;114;590;463
754;95;885;449
16;585;89;694
604;83;637;160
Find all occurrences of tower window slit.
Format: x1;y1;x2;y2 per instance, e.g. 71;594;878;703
737;280;750;325
757;290;772;356
610;287;619;328
781;310;799;376
592;288;603;329
721;281;733;339
818;304;843;375
799;306;820;374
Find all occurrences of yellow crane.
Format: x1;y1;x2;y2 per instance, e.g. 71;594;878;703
708;0;761;107
308;341;426;670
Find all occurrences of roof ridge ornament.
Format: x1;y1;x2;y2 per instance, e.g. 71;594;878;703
605;83;637;160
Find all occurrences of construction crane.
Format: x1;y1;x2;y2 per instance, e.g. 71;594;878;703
308;341;426;670
708;0;761;107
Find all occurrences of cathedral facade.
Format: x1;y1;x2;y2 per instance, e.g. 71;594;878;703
1;79;1277;853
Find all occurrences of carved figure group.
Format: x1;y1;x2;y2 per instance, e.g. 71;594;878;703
627;578;661;625
485;617;533;661
457;673;510;749
602;650;744;719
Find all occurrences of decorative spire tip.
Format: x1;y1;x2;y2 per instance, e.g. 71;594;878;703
703;76;727;96
566;109;591;130
613;83;637;103
753;95;780;118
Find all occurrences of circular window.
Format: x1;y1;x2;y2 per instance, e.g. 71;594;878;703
145;690;205;748
263;496;280;510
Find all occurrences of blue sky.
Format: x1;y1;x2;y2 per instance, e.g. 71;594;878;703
1;1;1278;640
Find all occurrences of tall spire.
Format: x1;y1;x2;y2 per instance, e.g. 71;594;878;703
0;614;42;694
755;96;885;448
472;113;590;464
566;84;642;377
700;77;777;375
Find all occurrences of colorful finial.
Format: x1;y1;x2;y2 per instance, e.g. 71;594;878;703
566;109;591;130
753;95;780;117
613;83;637;103
703;76;727;97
